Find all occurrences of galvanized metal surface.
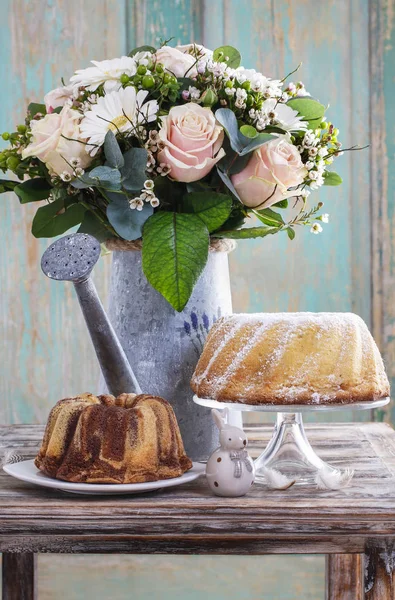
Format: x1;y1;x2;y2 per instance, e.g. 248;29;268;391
42;234;141;397
103;248;233;460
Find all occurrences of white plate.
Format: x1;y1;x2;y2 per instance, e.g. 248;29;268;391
3;459;205;495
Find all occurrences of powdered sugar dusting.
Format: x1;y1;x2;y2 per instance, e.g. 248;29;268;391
194;312;389;404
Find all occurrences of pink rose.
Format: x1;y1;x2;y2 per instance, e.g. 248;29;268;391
231;137;307;208
157;104;225;183
22;106;92;176
44;85;74;113
155;46;198;78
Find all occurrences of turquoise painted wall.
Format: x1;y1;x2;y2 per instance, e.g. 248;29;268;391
0;0;394;598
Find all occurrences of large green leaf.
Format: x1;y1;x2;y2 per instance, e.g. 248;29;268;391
31;198;86;238
323;171;343;186
213;46;241;68
212;225;280;239
78;211;112;243
106;192;153;240
287;97;326;129
14;178;52;203
121;147;148;192
142;212;209;312
104;131;124;169
181;192;232;232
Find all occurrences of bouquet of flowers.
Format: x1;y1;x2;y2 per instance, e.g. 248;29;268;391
0;41;356;311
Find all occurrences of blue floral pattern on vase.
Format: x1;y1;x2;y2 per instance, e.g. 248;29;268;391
183;308;222;356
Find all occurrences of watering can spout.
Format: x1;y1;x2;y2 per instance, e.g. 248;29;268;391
41;233;142;397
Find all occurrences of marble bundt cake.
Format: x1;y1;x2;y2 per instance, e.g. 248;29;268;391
35;393;192;483
191;312;390;405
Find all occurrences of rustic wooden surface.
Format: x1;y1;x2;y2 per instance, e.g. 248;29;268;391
0;0;393;597
2;553;37;600
326;554;363;600
1;423;395;600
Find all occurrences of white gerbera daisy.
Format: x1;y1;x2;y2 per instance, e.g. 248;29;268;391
80;87;159;155
262;98;308;132
70;56;137;93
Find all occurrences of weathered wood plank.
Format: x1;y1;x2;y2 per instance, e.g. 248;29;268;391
0;0;125;426
326;554;363;600
127;0;202;49
365;540;395;600
370;0;395;424
2;553;37;600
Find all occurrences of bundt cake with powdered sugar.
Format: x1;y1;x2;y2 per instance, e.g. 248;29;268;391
35;393;192;483
191;312;390;405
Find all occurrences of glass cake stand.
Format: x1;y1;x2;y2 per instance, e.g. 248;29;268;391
193;395;390;485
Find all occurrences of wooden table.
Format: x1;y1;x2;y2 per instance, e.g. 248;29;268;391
1;422;395;600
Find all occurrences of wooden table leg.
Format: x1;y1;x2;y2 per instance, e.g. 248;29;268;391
365;540;395;600
2;553;37;600
326;554;363;600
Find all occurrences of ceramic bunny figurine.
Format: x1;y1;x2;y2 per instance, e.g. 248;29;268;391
206;408;255;497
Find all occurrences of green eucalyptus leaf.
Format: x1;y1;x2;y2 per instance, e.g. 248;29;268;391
255;208;285;227
239;132;273;156
129;45;156;57
121;147;148;192
215;109;273;156
14;178;52;203
142;212;209;312
88;166;122;190
215;108;248;153
323;171;343;186
239;125;258;139
217;140;251;176
181;192;232;232
106;192;153;240
78;211;112;243
71;173;97;189
31;198;86;238
216;167;242;202
212;225;280;239
213;46;241;68
104;130;124;169
287;97;326;129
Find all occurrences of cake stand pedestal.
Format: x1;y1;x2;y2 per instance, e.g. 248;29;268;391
193;396;390;485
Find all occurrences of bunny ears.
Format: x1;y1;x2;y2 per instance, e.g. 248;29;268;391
212;408;229;430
